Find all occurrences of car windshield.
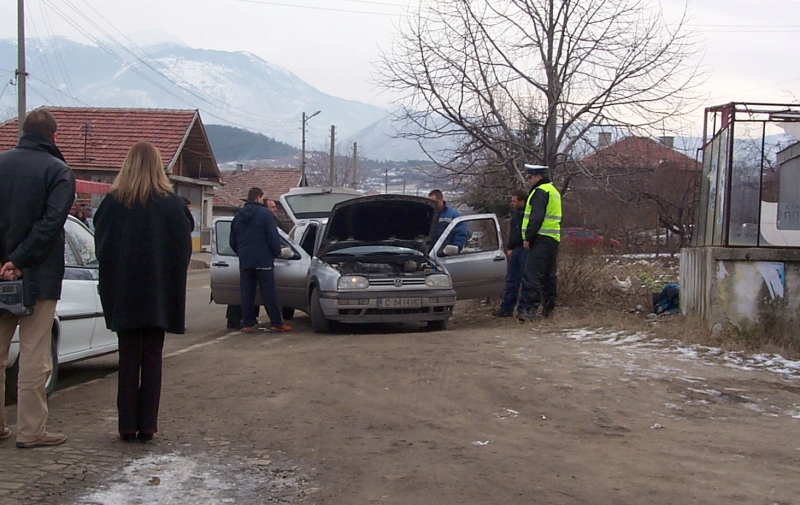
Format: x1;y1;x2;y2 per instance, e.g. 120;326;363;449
283;192;361;220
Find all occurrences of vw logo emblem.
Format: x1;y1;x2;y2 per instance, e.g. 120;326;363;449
393;278;403;287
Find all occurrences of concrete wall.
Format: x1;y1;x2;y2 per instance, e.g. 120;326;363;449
681;247;800;342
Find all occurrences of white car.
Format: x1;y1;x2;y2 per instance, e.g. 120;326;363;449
4;215;117;403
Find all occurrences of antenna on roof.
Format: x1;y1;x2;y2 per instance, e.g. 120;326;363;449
79;121;93;162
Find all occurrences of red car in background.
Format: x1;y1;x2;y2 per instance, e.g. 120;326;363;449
561;227;621;250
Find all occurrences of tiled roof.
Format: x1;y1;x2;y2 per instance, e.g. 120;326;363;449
219;168;303;204
213;187;245;210
0;107;211;174
580;136;699;170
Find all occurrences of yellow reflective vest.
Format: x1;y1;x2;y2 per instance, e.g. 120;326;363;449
521;182;562;242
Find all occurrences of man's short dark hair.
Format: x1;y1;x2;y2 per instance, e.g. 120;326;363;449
511;189;528;201
247;187;264;201
22;108;57;139
428;189;443;200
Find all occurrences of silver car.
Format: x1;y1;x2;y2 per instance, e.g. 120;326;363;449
210;193;507;332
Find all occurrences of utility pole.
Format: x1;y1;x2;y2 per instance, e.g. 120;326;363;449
384;168;388;194
300;110;320;186
352;142;358;189
329;125;335;186
16;0;26;136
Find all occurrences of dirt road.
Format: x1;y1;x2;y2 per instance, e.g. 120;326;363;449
2;297;799;504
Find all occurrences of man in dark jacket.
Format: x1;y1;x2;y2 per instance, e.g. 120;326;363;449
0;108;74;448
428;189;467;251
492;189;529;317
230;187;290;333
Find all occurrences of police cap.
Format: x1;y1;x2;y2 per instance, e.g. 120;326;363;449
524;164;548;176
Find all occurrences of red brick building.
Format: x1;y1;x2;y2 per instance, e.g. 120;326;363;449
569;135;701;249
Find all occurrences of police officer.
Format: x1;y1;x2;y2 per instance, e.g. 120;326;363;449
517;164;562;321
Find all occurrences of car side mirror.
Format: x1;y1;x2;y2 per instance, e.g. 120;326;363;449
440;245;460;257
279;247;296;260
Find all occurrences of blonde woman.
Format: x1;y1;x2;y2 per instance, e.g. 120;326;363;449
93;142;192;443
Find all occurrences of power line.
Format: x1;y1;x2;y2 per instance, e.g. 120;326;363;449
58;0;271;124
41;0;292;130
24;14;62;105
70;0;294;128
233;0;400;16
35;0;79;102
27;73;92;106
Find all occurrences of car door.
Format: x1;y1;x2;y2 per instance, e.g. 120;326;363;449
431;214;507;300
210;218;240;305
58;217;101;359
210;218;311;311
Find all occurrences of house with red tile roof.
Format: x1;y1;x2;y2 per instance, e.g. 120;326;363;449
213;167;302;230
0;107;220;251
566;135;701;250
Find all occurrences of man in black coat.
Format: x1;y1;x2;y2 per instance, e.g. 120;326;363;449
230;187;290;333
0;108;75;448
492;188;529;317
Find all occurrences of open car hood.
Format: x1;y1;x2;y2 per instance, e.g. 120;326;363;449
318;195;437;256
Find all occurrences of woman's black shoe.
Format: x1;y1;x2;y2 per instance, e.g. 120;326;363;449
137;432;154;442
119;433;136;442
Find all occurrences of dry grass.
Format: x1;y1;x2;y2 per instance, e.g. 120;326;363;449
455;249;800;360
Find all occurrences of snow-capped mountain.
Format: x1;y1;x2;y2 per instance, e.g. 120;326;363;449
0;38;395;150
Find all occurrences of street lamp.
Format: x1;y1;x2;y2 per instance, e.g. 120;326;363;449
301;110;321;186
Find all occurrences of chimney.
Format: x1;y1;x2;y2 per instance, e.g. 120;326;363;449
658;136;674;149
598;131;612;148
235;163;244;174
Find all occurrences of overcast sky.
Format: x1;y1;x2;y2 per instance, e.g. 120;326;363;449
0;0;799;135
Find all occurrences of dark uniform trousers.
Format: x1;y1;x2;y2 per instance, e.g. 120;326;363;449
518;236;559;317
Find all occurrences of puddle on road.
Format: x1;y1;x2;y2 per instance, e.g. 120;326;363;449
74;452;316;504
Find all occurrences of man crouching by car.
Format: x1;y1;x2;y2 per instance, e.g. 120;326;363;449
0;108;75;448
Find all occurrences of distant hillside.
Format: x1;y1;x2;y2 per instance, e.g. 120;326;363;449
206;124;298;162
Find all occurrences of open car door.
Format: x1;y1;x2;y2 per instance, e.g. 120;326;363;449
210;218;311;313
430;214;507;300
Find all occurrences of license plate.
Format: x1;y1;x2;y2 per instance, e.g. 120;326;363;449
378;297;422;308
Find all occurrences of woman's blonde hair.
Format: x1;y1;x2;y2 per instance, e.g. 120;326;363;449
111;141;174;207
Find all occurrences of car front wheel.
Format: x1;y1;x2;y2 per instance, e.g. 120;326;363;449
310;289;330;334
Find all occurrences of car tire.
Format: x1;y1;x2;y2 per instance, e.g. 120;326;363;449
427;319;448;332
310;289;330;334
45;331;59;398
4;330;58;404
281;307;295;321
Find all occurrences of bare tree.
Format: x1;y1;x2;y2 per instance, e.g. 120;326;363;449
377;0;702;195
306;147;361;188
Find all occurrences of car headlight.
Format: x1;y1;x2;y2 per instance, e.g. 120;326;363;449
337;275;369;290
425;274;452;288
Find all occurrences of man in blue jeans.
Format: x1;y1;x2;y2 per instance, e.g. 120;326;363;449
492;189;529;317
229;187;291;333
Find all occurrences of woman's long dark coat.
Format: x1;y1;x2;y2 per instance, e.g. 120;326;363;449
93;192;192;334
